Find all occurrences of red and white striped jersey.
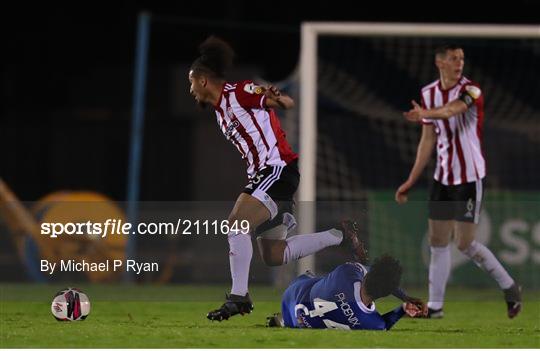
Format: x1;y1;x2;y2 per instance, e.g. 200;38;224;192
421;76;485;186
213;80;298;178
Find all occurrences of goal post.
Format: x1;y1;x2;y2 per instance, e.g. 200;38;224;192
298;22;540;274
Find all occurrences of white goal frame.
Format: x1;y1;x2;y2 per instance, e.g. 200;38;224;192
297;22;540;274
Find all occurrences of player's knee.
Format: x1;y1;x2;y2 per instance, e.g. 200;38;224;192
260;248;282;266
261;252;282;266
456;225;476;251
428;235;449;247
227;213;250;233
457;238;474;252
258;239;286;266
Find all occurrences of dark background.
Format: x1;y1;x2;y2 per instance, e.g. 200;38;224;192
1;1;539;285
3;0;539;201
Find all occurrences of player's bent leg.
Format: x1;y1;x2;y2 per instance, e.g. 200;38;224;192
456;222;517;289
256;225;343;266
255;220;289;266
428;219;453;247
280;219;367;264
227;193;271;290
257;237;287;266
256;217;352;265
281;228;343;264
207;193;270;322
426;219;453;316
455;221;521;318
228;192;272;229
227;193;270;296
454;221;476;252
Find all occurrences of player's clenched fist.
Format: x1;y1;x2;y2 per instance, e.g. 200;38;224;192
403;302;428;318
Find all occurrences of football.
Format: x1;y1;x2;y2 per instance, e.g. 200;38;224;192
51;287;91;321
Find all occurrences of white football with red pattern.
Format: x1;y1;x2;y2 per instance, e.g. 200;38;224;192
51;287;91;321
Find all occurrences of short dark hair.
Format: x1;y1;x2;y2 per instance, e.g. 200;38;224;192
435;44;463;57
190;36;235;79
364;255;402;300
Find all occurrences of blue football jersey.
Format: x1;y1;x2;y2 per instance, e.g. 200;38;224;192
281;262;405;330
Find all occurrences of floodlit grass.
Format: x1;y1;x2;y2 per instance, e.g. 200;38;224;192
1;284;538;348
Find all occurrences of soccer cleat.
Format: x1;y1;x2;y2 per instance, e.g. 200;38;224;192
426;307;444;319
266;312;284;328
339;220;369;264
206;293;254;322
503;284;522;319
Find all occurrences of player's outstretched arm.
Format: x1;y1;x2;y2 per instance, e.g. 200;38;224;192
380;305;407;330
392;287;427;313
403;99;468;122
395;124;436;204
392;287;421;305
402;301;427;318
264;85;294;109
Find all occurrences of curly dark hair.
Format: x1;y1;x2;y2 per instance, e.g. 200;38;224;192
364;255;402;300
190;36;235;79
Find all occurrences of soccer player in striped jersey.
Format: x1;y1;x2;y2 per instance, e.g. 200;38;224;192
396;44;521;319
188;36;366;321
267;256;427;330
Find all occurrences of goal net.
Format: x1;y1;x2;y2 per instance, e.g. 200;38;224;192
295;23;540;287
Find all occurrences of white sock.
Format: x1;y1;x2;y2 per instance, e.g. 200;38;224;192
282;229;343;264
428;245;451;310
228;232;252;296
461;240;514;290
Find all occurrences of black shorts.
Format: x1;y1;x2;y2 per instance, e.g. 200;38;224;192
243;160;299;224
428;179;484;223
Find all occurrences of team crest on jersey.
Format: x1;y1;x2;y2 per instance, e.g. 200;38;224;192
226;106;234;118
244;83;264;95
225;120;240;139
465;85;482;99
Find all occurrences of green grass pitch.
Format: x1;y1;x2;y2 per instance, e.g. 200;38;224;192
1;284;538;348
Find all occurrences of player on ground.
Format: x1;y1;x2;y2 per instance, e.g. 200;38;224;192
188;36;366;321
267;255;427;330
395;44;521;319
